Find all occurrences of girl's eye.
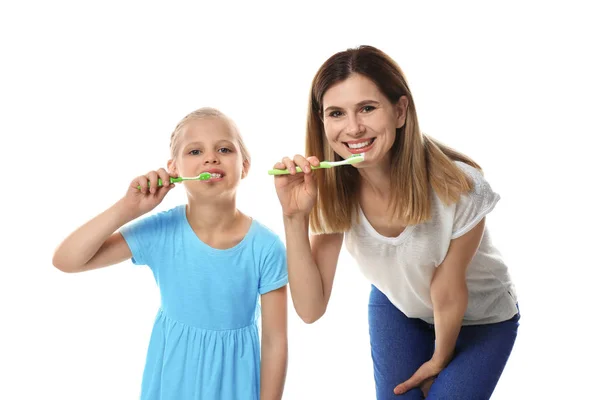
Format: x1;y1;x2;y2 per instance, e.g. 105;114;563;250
218;148;232;153
328;110;343;118
189;150;201;155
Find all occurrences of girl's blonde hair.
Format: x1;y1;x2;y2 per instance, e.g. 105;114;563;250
307;45;481;234
169;107;251;166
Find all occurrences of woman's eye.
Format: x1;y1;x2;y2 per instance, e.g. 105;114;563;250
328;110;343;118
362;105;375;113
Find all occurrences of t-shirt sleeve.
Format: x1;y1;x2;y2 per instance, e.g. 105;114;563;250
451;163;500;239
119;212;163;267
258;237;288;295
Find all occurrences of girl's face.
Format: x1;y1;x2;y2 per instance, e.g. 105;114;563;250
321;73;408;169
169;117;248;197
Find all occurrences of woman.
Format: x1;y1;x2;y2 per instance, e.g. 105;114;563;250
272;45;519;399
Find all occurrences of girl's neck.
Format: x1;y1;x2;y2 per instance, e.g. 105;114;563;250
185;196;244;234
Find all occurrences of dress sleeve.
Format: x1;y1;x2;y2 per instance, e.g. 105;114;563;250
119;211;163;267
258;237;288;295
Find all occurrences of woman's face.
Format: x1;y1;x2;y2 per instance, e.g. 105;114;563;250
321;73;407;168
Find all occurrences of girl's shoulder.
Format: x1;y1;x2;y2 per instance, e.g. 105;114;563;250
247;218;282;246
122;204;185;232
243;219;287;260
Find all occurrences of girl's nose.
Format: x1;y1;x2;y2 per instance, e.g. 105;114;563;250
203;152;220;164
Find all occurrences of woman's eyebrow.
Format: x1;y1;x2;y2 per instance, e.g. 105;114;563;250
323;99;380;113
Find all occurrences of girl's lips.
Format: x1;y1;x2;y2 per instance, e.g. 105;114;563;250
201;169;225;182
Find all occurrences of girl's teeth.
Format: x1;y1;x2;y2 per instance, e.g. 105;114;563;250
348;139;373;149
210;173;222;178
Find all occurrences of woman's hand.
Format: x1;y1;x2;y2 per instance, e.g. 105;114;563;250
393;357;447;397
272;155;321;218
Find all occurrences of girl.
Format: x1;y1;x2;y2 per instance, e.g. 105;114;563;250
53;107;288;400
272;46;519;399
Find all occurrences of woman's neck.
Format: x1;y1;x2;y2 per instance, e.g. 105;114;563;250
357;160;392;199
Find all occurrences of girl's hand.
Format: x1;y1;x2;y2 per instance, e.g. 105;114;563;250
273;155;321;218
121;168;176;217
393;358;446;397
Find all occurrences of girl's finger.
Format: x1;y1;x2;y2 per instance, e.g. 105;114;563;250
146;171;159;194
157;168;171;188
136;176;149;194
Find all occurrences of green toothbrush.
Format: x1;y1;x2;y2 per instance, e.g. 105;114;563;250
268;153;365;175
137;172;212;189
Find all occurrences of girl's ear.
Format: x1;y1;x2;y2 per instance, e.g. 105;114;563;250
167;159;178;176
395;95;409;129
241;160;250;179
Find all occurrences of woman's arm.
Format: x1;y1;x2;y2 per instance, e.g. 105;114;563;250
394;218;485;395
283;214;343;323
260;286;288;400
430;218;486;365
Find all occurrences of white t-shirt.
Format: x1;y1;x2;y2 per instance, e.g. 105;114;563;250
344;162;518;325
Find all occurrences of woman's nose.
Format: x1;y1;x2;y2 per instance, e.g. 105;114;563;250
345;114;365;136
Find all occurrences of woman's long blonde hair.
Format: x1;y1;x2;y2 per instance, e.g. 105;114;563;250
307;45;481;234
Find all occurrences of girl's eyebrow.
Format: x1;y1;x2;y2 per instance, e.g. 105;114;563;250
183;141;203;148
183;139;235;148
323;99;380;113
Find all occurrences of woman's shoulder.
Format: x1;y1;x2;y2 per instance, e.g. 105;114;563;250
429;161;499;213
453;160;484;182
452;160;497;196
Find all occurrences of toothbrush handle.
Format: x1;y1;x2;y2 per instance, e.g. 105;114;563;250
268;165;321;175
136;177;180;189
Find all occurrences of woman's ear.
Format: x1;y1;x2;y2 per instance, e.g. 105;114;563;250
395;96;409;129
241;160;250;179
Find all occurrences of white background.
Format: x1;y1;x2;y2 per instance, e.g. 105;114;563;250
1;1;599;399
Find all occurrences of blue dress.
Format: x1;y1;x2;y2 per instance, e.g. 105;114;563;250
120;205;288;399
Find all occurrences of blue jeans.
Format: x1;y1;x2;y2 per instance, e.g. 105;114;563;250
368;285;519;400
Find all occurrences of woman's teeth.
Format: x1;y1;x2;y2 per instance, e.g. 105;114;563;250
210;173;222;178
347;138;374;149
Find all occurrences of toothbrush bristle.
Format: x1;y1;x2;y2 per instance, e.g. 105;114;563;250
347;153;365;163
199;172;212;180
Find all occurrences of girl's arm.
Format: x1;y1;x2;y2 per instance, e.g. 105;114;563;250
283;214;343;323
52;168;174;273
52;199;137;273
430;218;486;365
260;285;288;400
